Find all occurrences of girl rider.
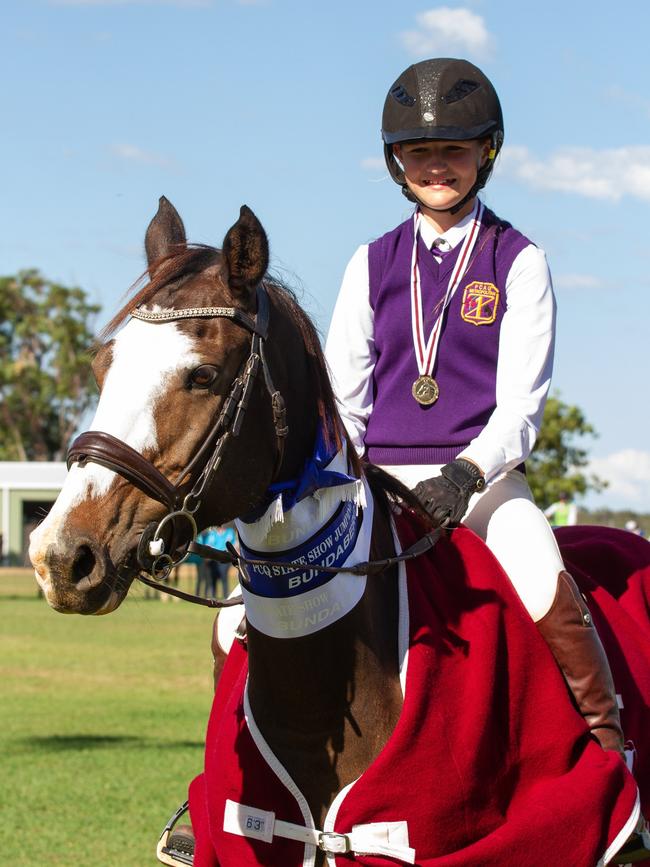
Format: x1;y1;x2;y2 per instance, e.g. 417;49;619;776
325;57;624;758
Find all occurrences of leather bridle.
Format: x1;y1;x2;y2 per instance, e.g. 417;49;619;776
67;283;288;581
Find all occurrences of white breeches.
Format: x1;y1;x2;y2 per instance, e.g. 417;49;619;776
380;465;565;622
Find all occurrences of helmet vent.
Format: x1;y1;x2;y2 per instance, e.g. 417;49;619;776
443;79;480;104
390;84;416;107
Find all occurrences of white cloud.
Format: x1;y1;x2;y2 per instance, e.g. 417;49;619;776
587;450;650;508
110;143;175;168
400;7;493;59
498;144;650;202
553;273;605;291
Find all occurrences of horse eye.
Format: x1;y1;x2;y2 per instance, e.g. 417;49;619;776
190;365;219;389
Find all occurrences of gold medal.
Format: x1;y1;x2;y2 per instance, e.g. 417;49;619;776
409;205;482;412
412;375;439;406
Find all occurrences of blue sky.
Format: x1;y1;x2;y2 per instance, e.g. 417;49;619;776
2;0;650;511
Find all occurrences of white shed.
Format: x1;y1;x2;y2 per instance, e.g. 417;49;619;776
0;462;67;566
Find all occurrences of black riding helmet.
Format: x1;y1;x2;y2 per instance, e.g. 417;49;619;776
382;58;504;213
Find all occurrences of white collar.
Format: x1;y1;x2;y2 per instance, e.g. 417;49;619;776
418;198;480;252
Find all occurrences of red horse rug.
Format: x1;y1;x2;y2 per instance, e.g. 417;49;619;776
188;515;650;866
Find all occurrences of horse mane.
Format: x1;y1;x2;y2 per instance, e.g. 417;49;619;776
264;279;347;457
96;243;432;524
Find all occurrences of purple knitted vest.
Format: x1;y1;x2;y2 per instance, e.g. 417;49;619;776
366;207;532;465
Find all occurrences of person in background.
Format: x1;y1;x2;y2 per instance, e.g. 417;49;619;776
625;519;645;538
544;493;578;527
196;524;237;599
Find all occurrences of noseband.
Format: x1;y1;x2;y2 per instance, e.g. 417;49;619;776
67;283;288;579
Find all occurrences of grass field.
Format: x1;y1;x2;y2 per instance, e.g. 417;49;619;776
1;569;218;866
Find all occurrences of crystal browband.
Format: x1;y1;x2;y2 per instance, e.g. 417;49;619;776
131;306;241;323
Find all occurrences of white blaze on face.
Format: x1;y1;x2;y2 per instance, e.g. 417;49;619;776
30;317;201;574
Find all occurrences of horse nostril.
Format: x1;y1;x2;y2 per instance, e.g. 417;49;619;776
71;545;97;585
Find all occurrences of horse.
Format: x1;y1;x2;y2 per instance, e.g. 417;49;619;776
30;198;650;866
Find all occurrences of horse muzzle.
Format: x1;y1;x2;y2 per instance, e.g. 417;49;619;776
31;530;131;615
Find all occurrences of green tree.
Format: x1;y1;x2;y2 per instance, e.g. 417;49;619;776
0;270;100;461
527;394;607;509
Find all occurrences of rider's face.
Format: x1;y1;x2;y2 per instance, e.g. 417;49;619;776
393;138;490;214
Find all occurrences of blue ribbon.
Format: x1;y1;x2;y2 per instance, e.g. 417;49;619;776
240;422;358;523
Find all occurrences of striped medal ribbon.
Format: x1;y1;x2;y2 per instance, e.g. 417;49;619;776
410;201;484;405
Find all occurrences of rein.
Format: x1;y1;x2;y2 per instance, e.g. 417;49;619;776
191;526;442;576
135;523;443;608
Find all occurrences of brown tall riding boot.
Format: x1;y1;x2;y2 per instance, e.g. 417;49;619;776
536;570;625;755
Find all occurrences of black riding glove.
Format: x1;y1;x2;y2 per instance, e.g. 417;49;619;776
413;459;486;528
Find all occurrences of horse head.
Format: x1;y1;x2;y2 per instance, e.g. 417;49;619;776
29;198;326;614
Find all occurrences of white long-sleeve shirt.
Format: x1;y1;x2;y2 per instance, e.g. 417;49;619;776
325;205;556;484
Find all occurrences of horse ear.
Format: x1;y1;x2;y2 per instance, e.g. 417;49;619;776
145;196;187;272
222;205;269;296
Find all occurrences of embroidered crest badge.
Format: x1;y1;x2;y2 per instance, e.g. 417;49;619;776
460;281;499;326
